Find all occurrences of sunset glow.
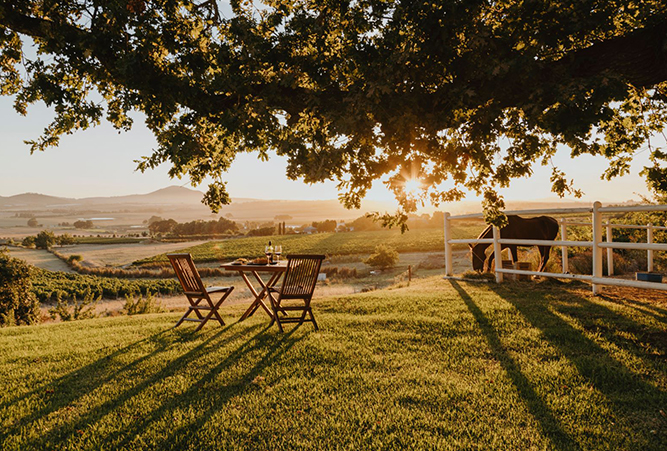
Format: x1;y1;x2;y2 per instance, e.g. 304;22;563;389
404;179;422;195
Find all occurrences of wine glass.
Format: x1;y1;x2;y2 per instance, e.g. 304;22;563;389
265;245;272;263
274;245;282;262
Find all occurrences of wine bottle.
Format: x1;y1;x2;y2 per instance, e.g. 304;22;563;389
265;240;274;263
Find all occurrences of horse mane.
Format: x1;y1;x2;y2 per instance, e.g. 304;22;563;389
476;223;493;240
470;223;493;249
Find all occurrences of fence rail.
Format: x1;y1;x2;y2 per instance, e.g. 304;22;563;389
564;221;667;230
444;202;667;293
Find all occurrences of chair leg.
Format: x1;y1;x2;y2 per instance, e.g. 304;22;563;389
272;301;285;332
174;296;204;328
194;288;234;332
271;300;318;332
309;308;319;331
302;298;318;330
297;308;308;326
210;287;234;326
274;312;285;333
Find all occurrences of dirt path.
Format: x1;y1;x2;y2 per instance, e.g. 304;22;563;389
6;247;74;273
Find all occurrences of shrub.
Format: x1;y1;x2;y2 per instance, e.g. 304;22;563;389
67;254;83;264
35;230;57;249
124;292;163;315
321;266;359;279
364;244;399;270
22;236;36;248
48;291;99;322
57;234;76;246
0;250;40;326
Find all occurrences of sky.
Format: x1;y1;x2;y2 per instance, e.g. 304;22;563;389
0;95;657;206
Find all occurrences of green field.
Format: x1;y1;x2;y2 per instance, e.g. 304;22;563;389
1;277;665;450
134;223;482;266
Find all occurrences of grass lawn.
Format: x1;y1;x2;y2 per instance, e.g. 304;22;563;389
133;223;482;267
1;277;666;450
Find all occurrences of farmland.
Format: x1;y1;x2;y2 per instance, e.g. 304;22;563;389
134;222;483;267
30;268;181;303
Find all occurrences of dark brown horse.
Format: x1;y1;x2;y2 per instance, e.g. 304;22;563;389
470;215;559;272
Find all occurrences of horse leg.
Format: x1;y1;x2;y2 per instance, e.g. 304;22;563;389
485;252;495;273
510;245;519;263
538;246;550;272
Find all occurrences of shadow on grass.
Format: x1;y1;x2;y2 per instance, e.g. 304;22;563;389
601;294;667;325
558;292;667;372
1;322;243;447
487;282;667;446
450;281;581;451
0;327;172;423
12;321;306;450
111;326;305;450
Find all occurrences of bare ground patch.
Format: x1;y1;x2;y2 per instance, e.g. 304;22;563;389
6;247;74;273
54;240;209;267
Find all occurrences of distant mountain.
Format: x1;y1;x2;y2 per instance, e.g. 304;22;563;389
83;186;207;205
0;186;207;208
0;192;72;208
0;186;598;224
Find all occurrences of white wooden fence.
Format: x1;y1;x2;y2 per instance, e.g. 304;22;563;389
443;202;667;293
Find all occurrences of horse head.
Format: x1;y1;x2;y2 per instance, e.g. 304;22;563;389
469;243;486;271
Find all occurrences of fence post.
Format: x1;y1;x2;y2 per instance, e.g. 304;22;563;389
560;219;569;273
647;223;654;272
444;212;453;276
606;221;614;276
492;225;503;283
592;201;603;295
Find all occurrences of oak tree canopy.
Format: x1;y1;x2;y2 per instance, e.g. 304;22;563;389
2;0;667;223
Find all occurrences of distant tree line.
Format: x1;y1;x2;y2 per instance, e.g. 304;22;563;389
311;220;337;233
25;218;95;229
344;212;444;232
149;217;239;237
147;211;446;239
247;226;276;237
22;231;75;249
73;220;94;229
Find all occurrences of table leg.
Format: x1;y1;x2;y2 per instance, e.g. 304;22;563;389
252;271;286;316
238;271;283;321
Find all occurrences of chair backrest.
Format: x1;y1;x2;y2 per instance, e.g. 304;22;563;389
280;255;325;299
167;253;206;294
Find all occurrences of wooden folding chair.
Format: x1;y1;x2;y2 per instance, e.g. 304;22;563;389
167;253;234;331
269;254;325;332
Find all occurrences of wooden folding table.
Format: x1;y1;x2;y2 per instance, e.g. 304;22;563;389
220;261;287;321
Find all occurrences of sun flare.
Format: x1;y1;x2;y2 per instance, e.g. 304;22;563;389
404;179;421;195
